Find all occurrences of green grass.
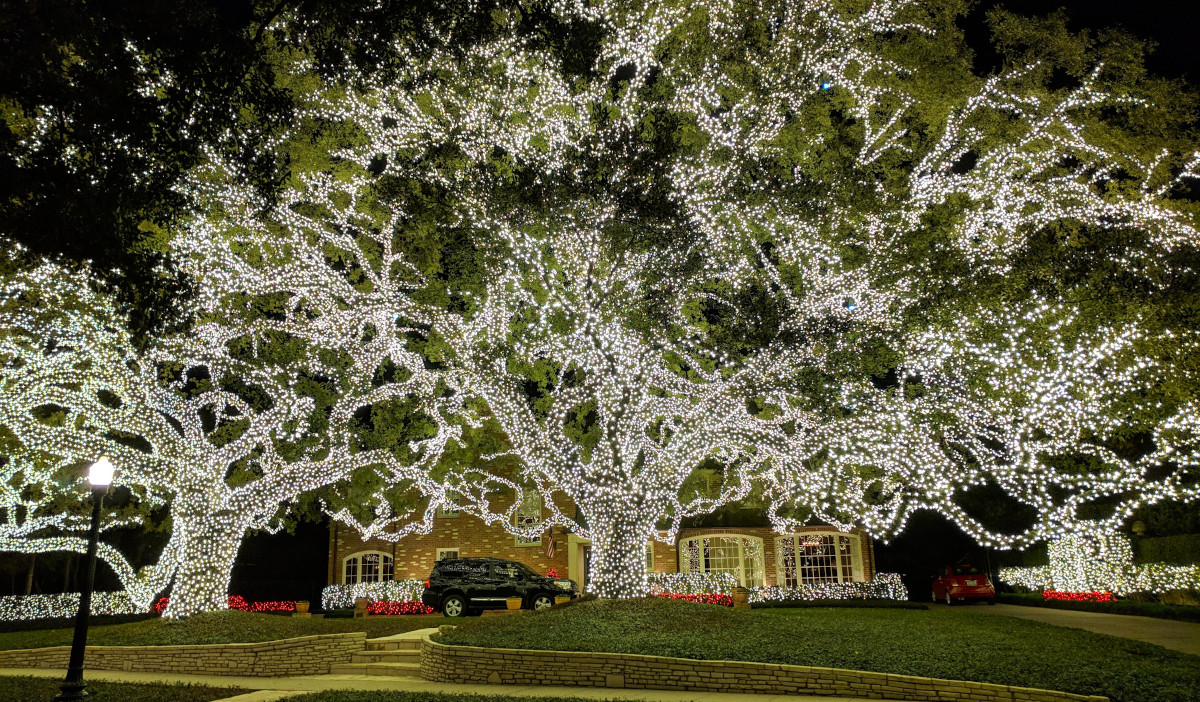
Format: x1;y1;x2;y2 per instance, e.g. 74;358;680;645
0;610;439;650
1000;592;1200;622
437;597;1200;702
277;693;623;702
0;675;238;702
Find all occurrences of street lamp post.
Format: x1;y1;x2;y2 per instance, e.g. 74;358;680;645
55;457;116;701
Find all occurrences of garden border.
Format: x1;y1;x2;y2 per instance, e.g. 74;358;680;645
0;631;365;677
420;633;1108;702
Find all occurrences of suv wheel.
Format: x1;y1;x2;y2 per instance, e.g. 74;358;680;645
532;593;554;611
442;594;467;617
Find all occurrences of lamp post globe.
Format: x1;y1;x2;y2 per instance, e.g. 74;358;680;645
55;457;115;701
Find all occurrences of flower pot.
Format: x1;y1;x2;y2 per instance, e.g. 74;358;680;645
295;601;310;614
732;588;751;609
555;596;571;606
506;597;523;610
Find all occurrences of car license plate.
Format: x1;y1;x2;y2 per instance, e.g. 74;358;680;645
966;580;977;586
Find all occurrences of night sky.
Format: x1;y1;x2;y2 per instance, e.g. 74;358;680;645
972;1;1200;81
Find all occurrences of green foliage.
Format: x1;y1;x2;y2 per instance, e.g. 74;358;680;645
0;676;238;702
1135;535;1200;566
274;692;611;702
0;610;435;651
438;597;1200;702
750;599;928;610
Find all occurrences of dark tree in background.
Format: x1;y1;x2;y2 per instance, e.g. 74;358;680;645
0;0;295;334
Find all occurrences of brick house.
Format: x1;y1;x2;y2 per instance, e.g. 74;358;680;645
327;490;876;592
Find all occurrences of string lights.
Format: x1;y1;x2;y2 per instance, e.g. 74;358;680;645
0;258;402;618
1000;533;1200;596
173;0;1200;600
320;580;426;611
4;0;1199;612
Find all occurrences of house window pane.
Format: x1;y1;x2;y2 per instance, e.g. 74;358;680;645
362;553;380;582
680;535;764;587
344;556;358;585
776;532;863;586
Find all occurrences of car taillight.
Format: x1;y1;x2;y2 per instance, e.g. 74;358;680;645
423;580;430;589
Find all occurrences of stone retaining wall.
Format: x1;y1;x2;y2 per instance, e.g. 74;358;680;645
421;635;1107;702
0;632;365;677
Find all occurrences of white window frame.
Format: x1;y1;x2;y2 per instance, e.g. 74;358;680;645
775;531;864;587
645;542;655;572
513;490;543;547
343;550;395;584
436;547;461;561
680;534;765;587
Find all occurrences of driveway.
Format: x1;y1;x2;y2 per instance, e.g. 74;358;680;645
934;602;1200;656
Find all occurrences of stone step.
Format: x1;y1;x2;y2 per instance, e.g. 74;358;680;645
365;638;422;651
351;649;420;663
329;661;423;678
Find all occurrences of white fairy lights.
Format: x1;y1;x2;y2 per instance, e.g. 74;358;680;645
0;258;395;618
173;0;1200;600
0;592;140;622
320;580;426;611
1000;533;1200;595
7;0;1199;612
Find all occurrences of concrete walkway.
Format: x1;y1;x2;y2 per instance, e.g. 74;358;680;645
935;602;1200;656
0;667;870;701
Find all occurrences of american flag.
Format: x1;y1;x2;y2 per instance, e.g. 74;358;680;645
546;532;556;558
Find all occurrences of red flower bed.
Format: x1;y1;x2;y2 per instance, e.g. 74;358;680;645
1043;590;1116;602
365;600;435;615
654;592;734;607
151;595;297;614
247;600;296;613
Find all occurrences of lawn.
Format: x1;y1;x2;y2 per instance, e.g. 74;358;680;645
0;675;239;702
437;598;1200;702
0;611;438;650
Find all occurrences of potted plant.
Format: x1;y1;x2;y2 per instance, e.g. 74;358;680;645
295;600;310;614
505;597;523;610
732;588;751;609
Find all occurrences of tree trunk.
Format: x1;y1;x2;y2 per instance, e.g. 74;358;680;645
162;505;248;619
584;513;654;598
23;554;35;596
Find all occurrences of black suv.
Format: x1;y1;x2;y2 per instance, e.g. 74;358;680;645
421;557;577;617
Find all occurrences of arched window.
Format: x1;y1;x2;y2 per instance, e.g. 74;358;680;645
775;531;863;587
680;534;765;587
343;551;394;585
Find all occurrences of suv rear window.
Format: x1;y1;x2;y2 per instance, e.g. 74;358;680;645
436;560;487;575
952;565;981;575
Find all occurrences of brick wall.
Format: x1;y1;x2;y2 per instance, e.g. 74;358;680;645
327;492;879;589
330;492;575;584
421;635;1107;702
0;632;366;677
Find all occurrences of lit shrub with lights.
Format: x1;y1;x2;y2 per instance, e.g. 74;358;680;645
320;581;426;611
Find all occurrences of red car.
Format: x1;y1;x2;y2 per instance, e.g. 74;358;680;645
932;564;996;605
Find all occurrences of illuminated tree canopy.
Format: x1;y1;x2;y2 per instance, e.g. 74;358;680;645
2;0;1199;607
172;0;1200;598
